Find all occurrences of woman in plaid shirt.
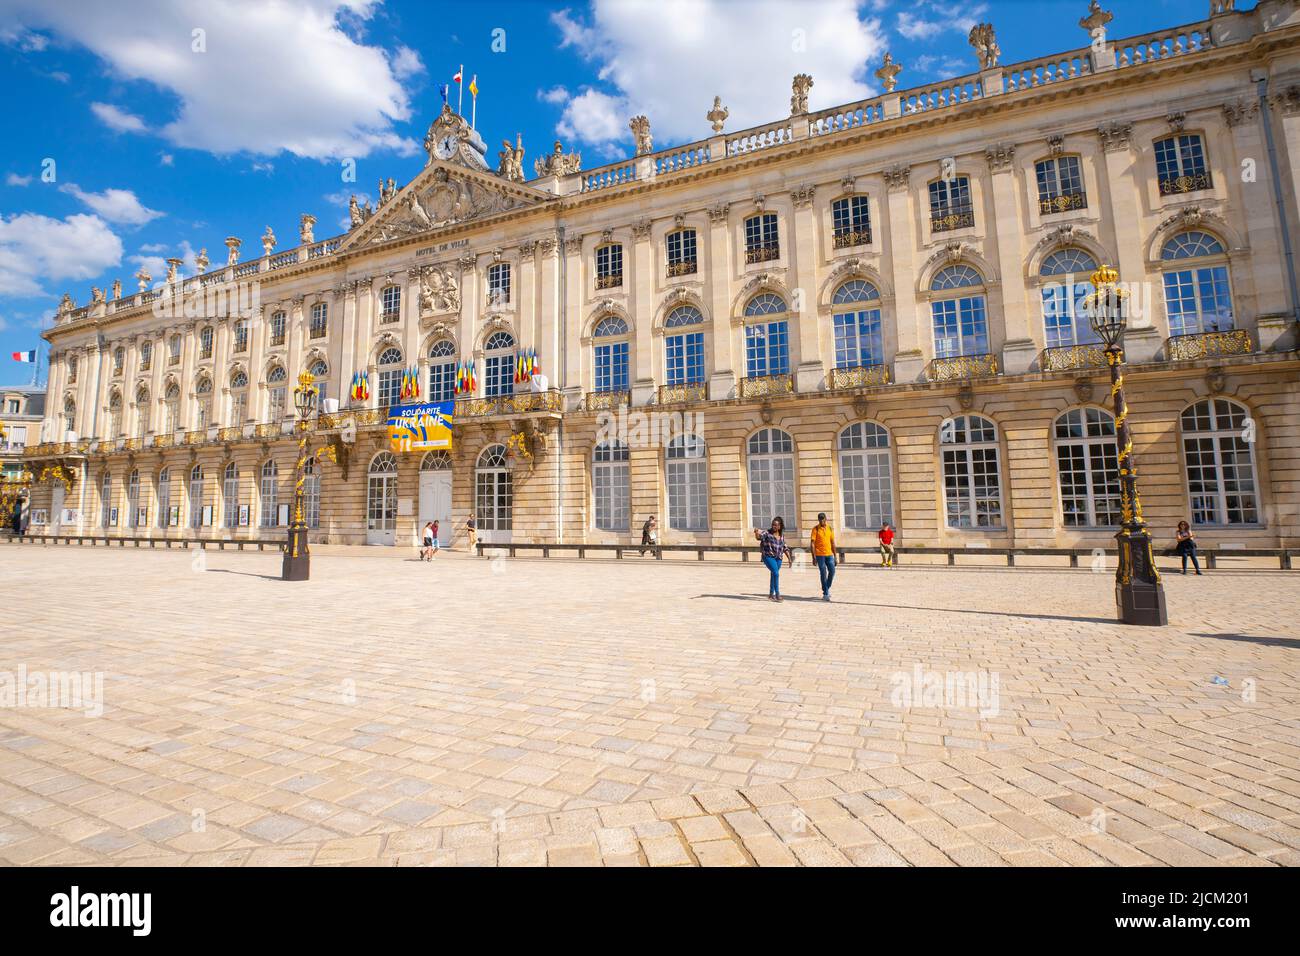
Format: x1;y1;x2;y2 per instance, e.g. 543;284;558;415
753;516;794;601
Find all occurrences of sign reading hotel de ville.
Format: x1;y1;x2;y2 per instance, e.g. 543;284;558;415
386;401;454;453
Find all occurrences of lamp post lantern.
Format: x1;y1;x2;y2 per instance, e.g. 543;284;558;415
1083;265;1168;626
283;371;318;581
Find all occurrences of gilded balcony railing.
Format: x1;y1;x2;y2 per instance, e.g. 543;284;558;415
185;431;206;445
218;426;242;442
255;423;279;438
1158;172;1212;195
666;260;697;277
832;229;872;249
595;273;623;290
931;210;975;233
657;382;706;404
745;244;780;264
584;390;630;412
1165;328;1252;361
740;373;794;398
1039;344;1106;371
828;364;891;389
124;438;142;451
1038;192;1087;215
925;353;998;382
154;433;176;448
454;389;564;419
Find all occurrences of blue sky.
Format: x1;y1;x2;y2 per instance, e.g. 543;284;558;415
0;0;1201;385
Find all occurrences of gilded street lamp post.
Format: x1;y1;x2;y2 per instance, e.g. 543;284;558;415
282;371;318;581
1083;265;1168;626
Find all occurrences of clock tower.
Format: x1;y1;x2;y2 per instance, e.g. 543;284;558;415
422;104;489;171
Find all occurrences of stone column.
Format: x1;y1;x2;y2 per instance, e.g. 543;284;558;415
630;219;655;406
1097;122;1160;361
985;145;1035;373
789;184;824;391
458;254;480;382
285;295;306;401
884;166;924;382
402;269;422;377
213;317;231;429
706;202;735;399
177;321;197;432
561;238;584;408
536;236;560;391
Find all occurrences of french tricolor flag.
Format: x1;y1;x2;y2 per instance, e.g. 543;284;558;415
11;350;36;363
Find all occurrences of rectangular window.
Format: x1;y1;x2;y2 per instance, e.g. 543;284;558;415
832;308;884;369
1163;266;1233;337
189;477;203;529
1035;156;1087;214
1155;134;1211;194
224;475;239;528
487;263;511;306
377;369;403;408
745;320;790;378
268;387;287;421
310;303;328;339
233;321;248;352
666;229;697;276
231;393;247;424
929;177;974;232
665;332;705;385
667;458;708;531
381;285;401;322
427;360;456;402
832;197;872;248
593;461;630;532
594;341;630;392
484;354;513;398
270;311;286;346
1042;282;1102;349
596;244;623;289
931;296;989;358
744;214;780;263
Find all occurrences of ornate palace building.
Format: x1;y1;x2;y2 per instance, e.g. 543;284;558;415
23;2;1300;551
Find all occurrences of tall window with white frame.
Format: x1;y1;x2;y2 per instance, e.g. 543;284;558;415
666;228;697;276
743;293;790;380
195;377;213;430
112;347;124;376
223;462;240;528
157;467;171;529
267;365;288;420
62;397;75;437
483;332;516;398
376;347;404;407
380;285;401;323
269;310;286;347
139;341;152;371
592;316;630;394
168;334;182;366
199;325;214;359
230;370;249;424
1181;398;1259;526
427;341;456;401
68;354;78;384
367;452;399;534
592;440;630;532
126;469;140;528
595;243;623;289
838;422;894;530
747;428;797;533
188;464;204;529
930;265;989;360
831;280;884;370
163;384;180;433
940;415;1004;528
135;387;150;437
1053;408;1121;527
1040;248;1101;349
108;391;123;437
1155;132;1211;195
233;319;249;352
1161;231;1233;337
832;196;872;248
310;302;328;339
744;213;779;263
929;176;974;232
303;457;321;529
475;445;512;532
665;434;708;532
100;472;113;527
259;459;279;527
663;306;705;387
1035;155;1087;214
487;262;511;306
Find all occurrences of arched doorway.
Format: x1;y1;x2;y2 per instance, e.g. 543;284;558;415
475;444;512;544
418;450;453;547
366;451;399;545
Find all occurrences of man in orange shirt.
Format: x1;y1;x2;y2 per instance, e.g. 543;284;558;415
809;512;836;601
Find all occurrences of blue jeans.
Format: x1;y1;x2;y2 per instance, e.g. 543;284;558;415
762;555;782;596
814;554;836;595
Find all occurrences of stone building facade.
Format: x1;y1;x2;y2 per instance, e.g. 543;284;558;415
24;2;1300;551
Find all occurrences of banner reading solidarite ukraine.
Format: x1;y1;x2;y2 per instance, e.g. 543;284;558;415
386;401;454;453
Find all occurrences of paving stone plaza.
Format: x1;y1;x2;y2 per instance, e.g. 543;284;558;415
0;544;1297;867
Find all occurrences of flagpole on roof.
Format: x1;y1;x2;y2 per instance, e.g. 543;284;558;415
471;74;478;130
457;63;464;116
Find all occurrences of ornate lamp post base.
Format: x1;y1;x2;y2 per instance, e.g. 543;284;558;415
1114;528;1168;626
283;526;310;581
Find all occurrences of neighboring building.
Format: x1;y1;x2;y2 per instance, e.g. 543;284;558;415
2;385;43;480
22;3;1300;549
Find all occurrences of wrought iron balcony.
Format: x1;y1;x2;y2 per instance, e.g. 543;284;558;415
931;209;975;233
154;433;176;448
380;309;401;324
454;389;564;419
1165;328;1252;361
832;228;872;249
666;259;697;277
309;324;327;340
1038;192;1087;215
233;338;249;353
584;389;631;412
1158;172;1213;195
269;334;285;347
745;244;780;264
828;364;891;389
657;382;706;404
925;353;998;382
740;373;794;398
1039;344;1107;372
595;273;623;290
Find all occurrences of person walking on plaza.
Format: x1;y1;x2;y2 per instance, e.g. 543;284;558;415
429;520;440;557
466;514;477;552
877;522;896;568
639;514;658;556
1175;520;1202;575
420;521;436;561
809;512;837;601
754;516;793;602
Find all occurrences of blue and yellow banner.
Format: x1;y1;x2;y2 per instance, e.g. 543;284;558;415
386;400;454;453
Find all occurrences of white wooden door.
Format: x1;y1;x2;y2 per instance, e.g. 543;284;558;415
418;471;452;546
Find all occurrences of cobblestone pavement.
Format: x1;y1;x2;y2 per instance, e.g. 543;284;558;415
1;544;1298;867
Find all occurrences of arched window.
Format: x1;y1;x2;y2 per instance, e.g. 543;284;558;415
930;265;988;359
593;440;630;531
1053;408;1120;527
666;434;708;532
162;383;181;434
427;340;456;402
484;332;516;398
367;452;398;534
100;472;114;527
838;422;893;530
126;468;141;528
664;306;705;386
307;360;329;409
62;397;76;436
230;370;249;424
188;464;204;528
1181;399;1258;525
376;347;404;407
303;457;321;529
743;294;790;379
267;364;288;420
269;310;286;346
157;467;171;529
420;450;452;471
380;285;402;322
475;445;512;532
223;462;240;528
1161;231;1232;336
135;387;151;437
195;376;214;430
108;391;123;437
747;428;797;532
593;316;630;394
940;415;1003;528
1041;248;1100;349
259;459;279;527
832;280;883;370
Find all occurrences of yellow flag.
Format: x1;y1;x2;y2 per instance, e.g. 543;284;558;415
469;76;478;97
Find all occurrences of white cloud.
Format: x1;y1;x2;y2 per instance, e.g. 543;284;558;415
90;101;147;133
159;153;174;166
60;183;163;226
537;85;569;105
139;243;167;253
0;25;48;51
897;3;986;44
6;173;32;186
4;0;420;159
0;212;123;297
128;254;167;281
546;0;886;151
897;14;943;41
391;44;424;80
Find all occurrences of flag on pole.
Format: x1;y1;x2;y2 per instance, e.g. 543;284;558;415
469;74;479;129
468;75;478;98
11;350;36;362
452;67;463;84
439;84;449;106
454;64;464;115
